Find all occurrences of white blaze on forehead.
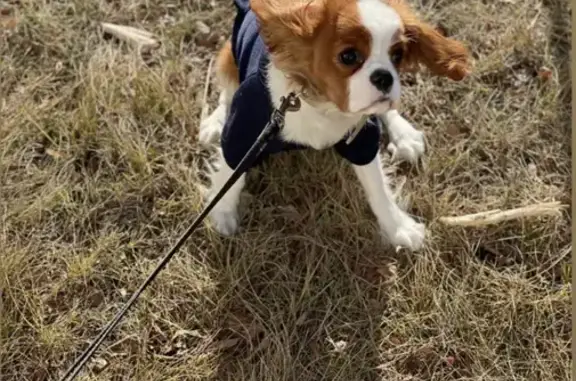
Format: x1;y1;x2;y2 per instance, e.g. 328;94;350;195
357;0;402;48
348;0;403;114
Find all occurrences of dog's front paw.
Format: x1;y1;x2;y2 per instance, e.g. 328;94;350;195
384;215;425;251
387;132;425;164
199;104;226;144
208;203;239;236
385;116;425;164
387;128;425;164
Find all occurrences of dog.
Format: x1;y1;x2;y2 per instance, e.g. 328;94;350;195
198;0;470;251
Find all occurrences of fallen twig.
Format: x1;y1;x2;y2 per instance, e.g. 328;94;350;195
101;22;159;51
438;201;568;227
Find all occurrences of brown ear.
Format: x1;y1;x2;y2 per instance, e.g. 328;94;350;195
249;0;326;88
389;0;471;81
250;0;325;51
405;22;470;81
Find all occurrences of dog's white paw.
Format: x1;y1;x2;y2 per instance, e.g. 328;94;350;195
387;129;425;164
208;203;239;236
199;105;226;144
384;215;425;251
386;118;425;164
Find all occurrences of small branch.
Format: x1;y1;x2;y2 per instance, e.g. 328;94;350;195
101;22;159;51
438;201;568;227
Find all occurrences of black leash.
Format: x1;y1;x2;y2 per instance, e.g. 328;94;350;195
59;92;301;381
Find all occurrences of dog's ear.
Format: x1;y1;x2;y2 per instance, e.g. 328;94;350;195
388;0;471;81
404;21;471;81
250;0;325;52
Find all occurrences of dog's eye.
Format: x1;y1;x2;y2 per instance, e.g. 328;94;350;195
390;47;404;66
339;48;364;67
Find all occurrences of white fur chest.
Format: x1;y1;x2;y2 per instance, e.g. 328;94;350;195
266;64;362;150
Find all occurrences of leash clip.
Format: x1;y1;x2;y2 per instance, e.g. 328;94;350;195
279;91;302;113
269;92;301;132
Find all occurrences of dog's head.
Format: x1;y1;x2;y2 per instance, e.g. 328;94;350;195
251;0;471;114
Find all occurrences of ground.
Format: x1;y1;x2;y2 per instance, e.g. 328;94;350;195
0;0;571;380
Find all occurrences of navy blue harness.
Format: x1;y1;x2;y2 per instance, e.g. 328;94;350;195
220;0;382;169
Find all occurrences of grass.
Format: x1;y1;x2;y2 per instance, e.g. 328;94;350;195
0;0;571;380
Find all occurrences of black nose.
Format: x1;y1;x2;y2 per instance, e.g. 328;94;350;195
370;69;394;93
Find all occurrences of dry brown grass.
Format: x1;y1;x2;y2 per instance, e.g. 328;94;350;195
0;0;571;380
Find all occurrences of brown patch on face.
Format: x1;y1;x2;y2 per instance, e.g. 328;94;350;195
387;0;471;81
388;29;408;69
311;1;372;111
250;0;372;112
390;28;403;45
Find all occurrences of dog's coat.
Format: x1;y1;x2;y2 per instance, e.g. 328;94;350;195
222;0;382;169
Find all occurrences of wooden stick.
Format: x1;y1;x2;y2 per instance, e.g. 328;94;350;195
438;201;568;227
101;22;159;51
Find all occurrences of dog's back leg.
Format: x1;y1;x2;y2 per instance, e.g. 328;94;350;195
200;40;245;236
199;40;240;144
